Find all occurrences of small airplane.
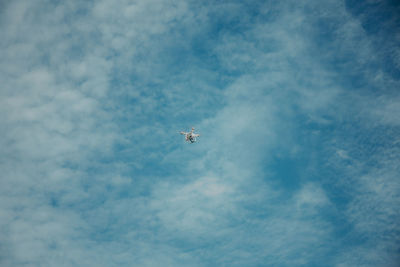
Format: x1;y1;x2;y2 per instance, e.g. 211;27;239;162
180;127;200;143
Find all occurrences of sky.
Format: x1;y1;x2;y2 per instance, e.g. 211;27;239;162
1;0;400;266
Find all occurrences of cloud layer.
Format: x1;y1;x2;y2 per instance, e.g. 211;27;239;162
1;0;399;266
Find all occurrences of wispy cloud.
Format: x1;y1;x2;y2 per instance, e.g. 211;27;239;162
1;0;399;266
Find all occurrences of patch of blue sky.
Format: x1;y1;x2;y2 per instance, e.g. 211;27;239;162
1;0;400;266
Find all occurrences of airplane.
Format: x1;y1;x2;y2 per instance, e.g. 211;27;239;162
180;127;200;143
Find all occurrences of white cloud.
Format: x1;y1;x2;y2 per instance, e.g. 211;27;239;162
1;0;399;266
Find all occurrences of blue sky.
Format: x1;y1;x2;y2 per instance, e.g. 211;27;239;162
1;0;400;266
